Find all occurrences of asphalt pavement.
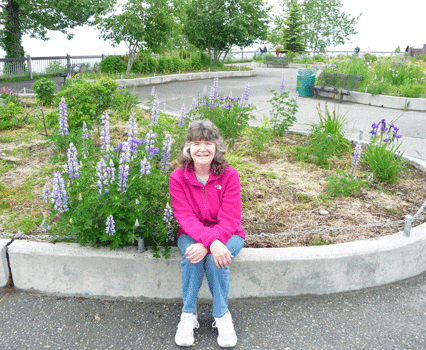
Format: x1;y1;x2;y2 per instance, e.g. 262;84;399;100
2;66;426;349
1;272;426;350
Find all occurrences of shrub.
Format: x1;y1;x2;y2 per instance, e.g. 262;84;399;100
326;170;367;197
55;77;117;129
158;56;173;72
112;85;139;119
100;55;127;73
267;87;298;136
189;54;202;70
42;110;186;256
45;61;66;74
0;101;25;130
188;77;254;149
32;78;58;105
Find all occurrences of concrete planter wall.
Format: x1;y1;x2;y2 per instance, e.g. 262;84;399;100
0;239;10;286
2;222;426;299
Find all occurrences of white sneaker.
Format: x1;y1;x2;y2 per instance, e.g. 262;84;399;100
175;312;199;347
212;310;237;348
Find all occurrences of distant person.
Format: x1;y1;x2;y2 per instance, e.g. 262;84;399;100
405;45;410;53
258;46;263;55
263;45;267;54
354;45;360;55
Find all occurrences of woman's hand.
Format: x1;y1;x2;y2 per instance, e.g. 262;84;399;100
185;243;207;264
210;240;233;269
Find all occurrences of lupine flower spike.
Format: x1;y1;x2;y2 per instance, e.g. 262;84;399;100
280;72;286;92
67;143;80;180
100;112;111;151
179;104;186;127
105;215;116;236
58;97;69;136
82;121;89;139
351;142;362;178
127;113;139;156
160;133;173;173
163;203;175;242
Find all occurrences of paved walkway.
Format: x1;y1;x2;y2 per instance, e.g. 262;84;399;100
1;272;426;349
1;67;426;349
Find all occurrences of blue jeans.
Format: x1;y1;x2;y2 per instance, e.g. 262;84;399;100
178;234;245;318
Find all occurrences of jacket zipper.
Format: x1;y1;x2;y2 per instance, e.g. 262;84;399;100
202;186;207;219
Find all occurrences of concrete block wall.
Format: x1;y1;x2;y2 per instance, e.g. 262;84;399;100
4;222;426;299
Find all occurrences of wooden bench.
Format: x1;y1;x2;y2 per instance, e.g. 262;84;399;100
57;63;97;81
306;72;363;102
263;56;291;68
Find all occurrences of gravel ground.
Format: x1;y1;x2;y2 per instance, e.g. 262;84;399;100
1;272;426;350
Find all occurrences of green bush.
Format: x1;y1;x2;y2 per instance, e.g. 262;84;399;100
45;61;66;74
55;77;117;129
158;56;173;72
326;170;368;197
32;78;58;105
100;55;127;73
189;54;202;70
130;60;143;73
0;101;25;130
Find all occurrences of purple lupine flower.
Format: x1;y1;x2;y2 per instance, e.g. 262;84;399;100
163;203;175;242
127;113;139;156
41;220;51;233
191;97;198;110
58;97;69;136
280;72;286;92
380;77;384;83
145;130;157;160
140;157;152;175
294;91;299;105
160;133;173;173
51;171;69;213
373;74;377;81
105;215;116;236
151;97;159;125
118;142;131;192
240;82;250;108
67;143;80;180
100;112;111;151
209;86;216;109
179;104;186;127
96;157;115;194
82;121;89;139
42;184;52;204
213;75;219;100
351;142;362;176
202;85;207;97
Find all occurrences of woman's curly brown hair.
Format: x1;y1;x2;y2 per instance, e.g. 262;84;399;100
176;119;228;175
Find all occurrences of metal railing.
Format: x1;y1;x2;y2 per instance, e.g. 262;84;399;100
0;54;106;80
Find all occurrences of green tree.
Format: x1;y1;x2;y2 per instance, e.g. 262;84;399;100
301;0;361;54
280;0;305;54
95;0;174;73
0;0;115;58
183;0;269;64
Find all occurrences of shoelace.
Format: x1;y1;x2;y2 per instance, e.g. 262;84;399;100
212;313;233;329
179;314;199;330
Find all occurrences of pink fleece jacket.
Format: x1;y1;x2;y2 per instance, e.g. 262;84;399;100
169;164;245;251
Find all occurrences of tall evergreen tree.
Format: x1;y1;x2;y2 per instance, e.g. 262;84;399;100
280;0;305;54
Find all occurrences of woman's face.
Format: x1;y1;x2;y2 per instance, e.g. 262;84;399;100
190;139;216;167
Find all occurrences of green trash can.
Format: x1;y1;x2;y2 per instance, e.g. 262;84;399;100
296;68;316;97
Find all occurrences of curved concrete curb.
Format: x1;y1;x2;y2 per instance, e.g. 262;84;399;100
4;222;426;299
0;239;10;287
105;69;256;88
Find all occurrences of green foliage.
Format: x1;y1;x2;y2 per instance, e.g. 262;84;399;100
280;0;306;54
246;119;273;152
45;61;66;74
183;0;269;64
268;89;298;136
55;77;117;129
32;78;58;105
0;101;25;130
300;0;361;53
1;0;114;58
158;56;173;71
188;81;255;149
294;105;351;168
112;85;139;119
362;119;405;184
95;0;174;73
43;113;184;255
311;236;329;246
326;170;367;197
100;55;127;73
